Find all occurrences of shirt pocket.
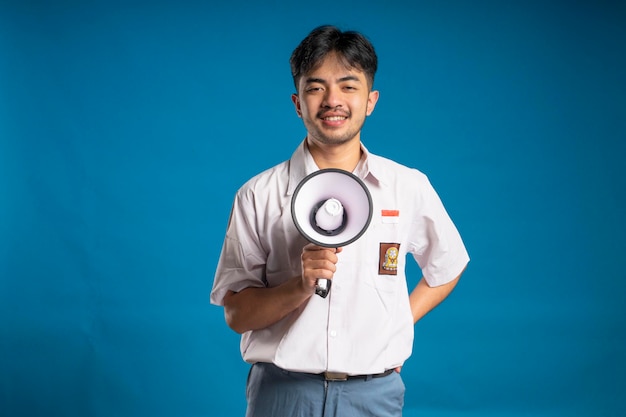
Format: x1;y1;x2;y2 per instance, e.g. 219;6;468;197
364;222;405;294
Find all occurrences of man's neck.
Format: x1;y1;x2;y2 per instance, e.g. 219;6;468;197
306;137;362;172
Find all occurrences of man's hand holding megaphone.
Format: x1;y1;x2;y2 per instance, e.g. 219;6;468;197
300;244;343;297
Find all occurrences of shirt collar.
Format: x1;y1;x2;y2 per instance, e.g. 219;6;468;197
287;140;386;195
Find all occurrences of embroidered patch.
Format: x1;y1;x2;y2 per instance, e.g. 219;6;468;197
381;209;400;224
379;243;400;275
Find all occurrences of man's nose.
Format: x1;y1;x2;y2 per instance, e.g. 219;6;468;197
322;86;342;108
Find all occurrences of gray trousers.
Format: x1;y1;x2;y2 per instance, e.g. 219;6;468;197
246;363;405;417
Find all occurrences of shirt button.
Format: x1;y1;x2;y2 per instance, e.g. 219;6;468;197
329;330;337;338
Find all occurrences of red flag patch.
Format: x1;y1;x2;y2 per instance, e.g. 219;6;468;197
381;209;399;224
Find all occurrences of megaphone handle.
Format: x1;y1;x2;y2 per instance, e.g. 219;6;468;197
315;279;331;298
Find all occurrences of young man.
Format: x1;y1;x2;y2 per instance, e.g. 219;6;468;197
211;25;469;417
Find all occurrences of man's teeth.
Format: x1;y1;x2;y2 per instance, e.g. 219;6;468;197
324;116;346;121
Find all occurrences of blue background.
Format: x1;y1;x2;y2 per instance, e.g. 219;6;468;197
1;1;625;416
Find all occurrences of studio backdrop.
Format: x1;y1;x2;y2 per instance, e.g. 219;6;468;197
1;1;625;416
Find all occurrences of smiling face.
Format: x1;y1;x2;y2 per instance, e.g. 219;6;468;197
292;52;379;147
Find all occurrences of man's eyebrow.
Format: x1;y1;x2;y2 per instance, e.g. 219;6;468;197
337;75;361;83
304;77;326;84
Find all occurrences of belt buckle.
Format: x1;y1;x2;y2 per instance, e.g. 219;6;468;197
324;371;348;381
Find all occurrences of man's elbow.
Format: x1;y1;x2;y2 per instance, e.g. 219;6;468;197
224;308;248;334
223;291;249;334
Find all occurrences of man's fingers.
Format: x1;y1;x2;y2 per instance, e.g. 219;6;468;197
301;245;343;290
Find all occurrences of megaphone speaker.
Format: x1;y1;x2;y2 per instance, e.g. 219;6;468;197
291;168;373;298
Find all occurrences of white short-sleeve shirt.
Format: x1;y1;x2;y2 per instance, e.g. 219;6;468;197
211;141;469;375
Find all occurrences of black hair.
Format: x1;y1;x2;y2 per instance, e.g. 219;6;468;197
290;25;378;92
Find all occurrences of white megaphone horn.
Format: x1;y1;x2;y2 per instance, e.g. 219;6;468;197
291;168;373;298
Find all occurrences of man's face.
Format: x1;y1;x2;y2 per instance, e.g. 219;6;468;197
292;52;379;147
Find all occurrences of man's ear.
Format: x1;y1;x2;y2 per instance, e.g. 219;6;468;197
366;90;380;116
291;93;302;117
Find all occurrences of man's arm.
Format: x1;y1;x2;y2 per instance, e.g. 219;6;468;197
223;278;310;334
223;245;341;334
409;268;465;324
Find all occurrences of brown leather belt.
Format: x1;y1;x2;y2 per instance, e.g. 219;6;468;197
321;369;394;381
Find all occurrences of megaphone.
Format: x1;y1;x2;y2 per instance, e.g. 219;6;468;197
291;168;373;298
